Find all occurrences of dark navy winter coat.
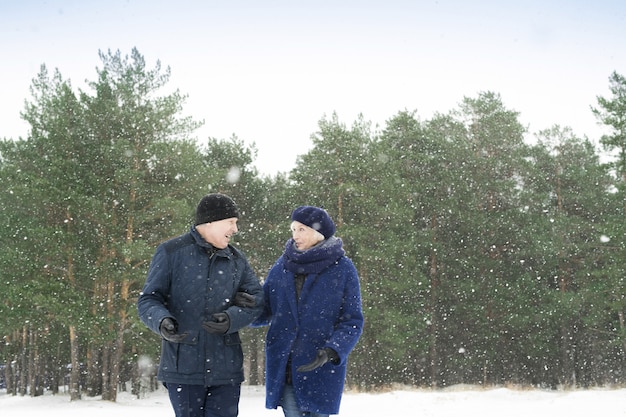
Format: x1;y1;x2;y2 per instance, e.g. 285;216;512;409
253;236;364;414
138;226;263;387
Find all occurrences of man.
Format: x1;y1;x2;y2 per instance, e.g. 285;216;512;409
138;193;263;417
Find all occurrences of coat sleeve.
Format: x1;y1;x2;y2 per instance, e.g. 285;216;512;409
137;245;174;335
325;259;364;363
250;258;283;328
224;257;265;332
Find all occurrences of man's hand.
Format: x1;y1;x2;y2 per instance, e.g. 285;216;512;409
159;317;188;343
202;313;230;334
233;292;256;308
297;348;339;372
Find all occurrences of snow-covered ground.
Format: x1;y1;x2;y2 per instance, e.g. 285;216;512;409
1;385;625;417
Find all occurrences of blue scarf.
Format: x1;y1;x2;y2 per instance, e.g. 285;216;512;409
283;236;345;275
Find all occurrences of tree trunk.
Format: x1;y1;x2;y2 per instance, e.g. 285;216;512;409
618;311;626;354
48;352;60;395
101;342;112;401
19;326;27;396
102;277;130;402
28;330;44;396
428;214;439;388
6;353;16;395
248;334;259;385
28;329;35;396
69;325;81;401
107;309;128;401
85;345;101;397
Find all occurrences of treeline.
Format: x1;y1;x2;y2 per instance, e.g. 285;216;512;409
1;48;625;400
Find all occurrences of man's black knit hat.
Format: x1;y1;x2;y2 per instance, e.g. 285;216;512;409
195;193;239;225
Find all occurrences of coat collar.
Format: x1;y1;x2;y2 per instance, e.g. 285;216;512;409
283;236;344;275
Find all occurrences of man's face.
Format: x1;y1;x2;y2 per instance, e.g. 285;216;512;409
197;217;238;249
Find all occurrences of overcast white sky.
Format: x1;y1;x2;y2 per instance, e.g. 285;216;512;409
1;0;625;175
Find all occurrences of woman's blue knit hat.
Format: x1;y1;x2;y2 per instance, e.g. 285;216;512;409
291;206;336;239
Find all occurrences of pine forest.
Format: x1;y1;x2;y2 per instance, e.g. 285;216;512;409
1;48;625;401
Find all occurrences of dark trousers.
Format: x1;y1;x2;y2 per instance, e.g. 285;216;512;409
167;383;241;417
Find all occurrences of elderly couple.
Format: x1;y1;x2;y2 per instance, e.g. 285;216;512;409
137;193;364;417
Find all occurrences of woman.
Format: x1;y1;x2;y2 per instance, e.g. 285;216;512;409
253;205;364;417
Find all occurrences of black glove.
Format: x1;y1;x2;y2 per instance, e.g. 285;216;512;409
234;292;256;308
297;348;339;372
202;313;230;334
159;317;188;343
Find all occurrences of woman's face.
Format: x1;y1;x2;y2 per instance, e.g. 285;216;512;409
291;221;323;251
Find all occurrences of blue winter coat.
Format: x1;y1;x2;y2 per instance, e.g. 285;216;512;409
137;226;264;386
254;237;364;414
